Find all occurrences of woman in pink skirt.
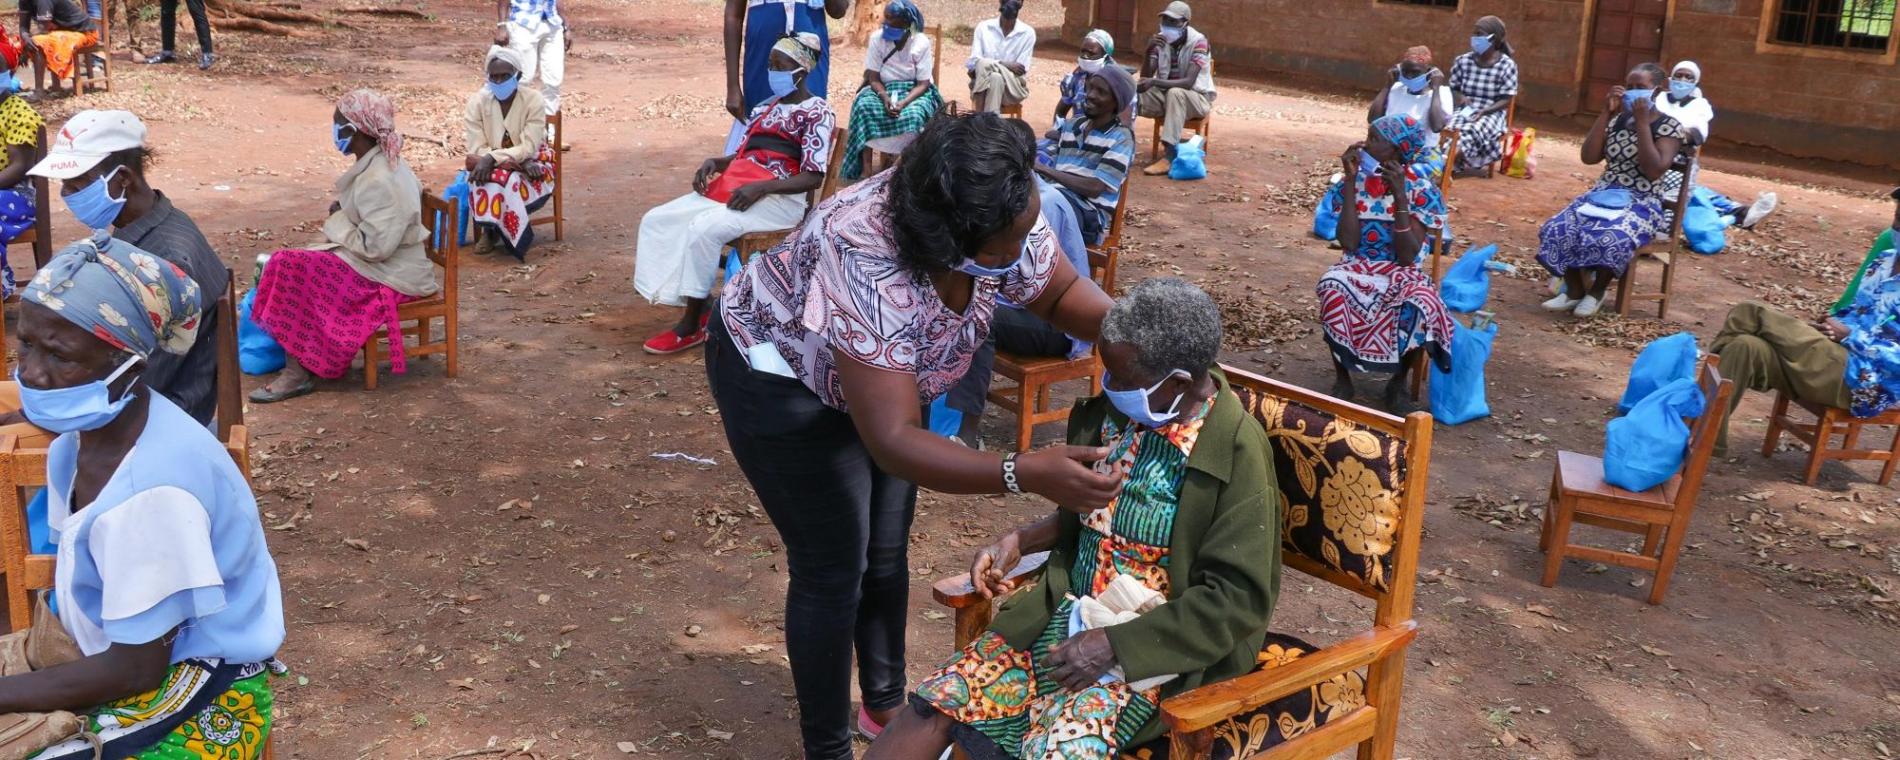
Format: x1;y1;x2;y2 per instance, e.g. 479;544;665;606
249;89;437;403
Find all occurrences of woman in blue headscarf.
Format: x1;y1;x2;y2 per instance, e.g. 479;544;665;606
1;235;286;760
723;0;848;152
1315;114;1454;412
841;0;942;179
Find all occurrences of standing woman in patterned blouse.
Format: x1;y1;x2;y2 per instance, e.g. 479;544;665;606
711;112;1117;759
1446;15;1517;178
0;30;42;300
1535;62;1684;318
634;33;835;356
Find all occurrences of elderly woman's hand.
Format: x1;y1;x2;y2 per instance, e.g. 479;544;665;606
1018;446;1119;515
492;24;511;47
1046;628;1117;690
970;531;1023;599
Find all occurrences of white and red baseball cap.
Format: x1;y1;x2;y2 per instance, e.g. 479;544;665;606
28;110;148;180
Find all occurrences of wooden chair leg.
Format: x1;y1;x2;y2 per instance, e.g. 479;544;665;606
1804;409;1836;485
1540;496;1574;587
1656;256;1675;320
362;335;381;391
1647;514;1694;605
1355;653;1406;760
1150;119;1163;162
1641;524;1665;557
1761;392;1791;458
1614;266;1635;316
1014;385;1035;454
444;314;459;379
1880;423;1900;485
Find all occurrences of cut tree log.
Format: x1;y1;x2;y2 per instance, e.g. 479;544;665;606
211;17;318;37
336;7;430;20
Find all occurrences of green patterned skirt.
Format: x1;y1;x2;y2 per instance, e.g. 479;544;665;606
31;659;278;760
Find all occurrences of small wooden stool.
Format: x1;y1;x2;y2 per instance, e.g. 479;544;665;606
1761;390;1900;485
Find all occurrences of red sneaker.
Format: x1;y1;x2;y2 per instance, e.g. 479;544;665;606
643;327;707;355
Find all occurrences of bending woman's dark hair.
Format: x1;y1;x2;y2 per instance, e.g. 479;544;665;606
887;112;1037;272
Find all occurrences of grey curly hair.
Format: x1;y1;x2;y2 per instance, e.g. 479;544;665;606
1100;277;1223;382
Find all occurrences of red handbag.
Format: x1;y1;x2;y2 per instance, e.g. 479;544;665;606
703;154;784;204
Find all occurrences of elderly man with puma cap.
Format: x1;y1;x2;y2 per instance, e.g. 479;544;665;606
1136;0;1216;176
20;109;227;428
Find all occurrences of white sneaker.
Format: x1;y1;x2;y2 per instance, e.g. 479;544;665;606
1547;276;1566;296
1541;294;1581;311
1741;191;1778;229
1572;295;1602;317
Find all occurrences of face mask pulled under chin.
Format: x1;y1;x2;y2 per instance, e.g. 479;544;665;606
15;354;142;434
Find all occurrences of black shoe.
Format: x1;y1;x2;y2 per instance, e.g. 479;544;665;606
198;52;215;71
143;51;177;64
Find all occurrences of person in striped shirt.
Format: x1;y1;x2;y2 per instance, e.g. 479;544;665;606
1036;64;1135;262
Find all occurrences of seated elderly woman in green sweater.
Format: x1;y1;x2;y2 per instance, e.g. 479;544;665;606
866;277;1282;760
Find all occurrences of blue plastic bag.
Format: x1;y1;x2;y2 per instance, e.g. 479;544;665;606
1312;180;1342;241
1429;319;1497;425
438;171;474;248
1617;332;1698;414
927;396;962;439
1438;244;1499;314
1682;187;1729;255
237;289;286;376
1603;376;1706;491
1168;135;1207;181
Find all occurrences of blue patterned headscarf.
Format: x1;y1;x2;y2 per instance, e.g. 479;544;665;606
24;234;203;358
1356;115;1447;230
886;0;924;32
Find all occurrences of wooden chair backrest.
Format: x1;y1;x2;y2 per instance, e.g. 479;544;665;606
84;0;109;49
1097;170;1134;254
420;192;459;271
24;124;50;272
1677;358;1734;511
814;126;848;204
214;268;241;442
1658;146;1699;243
1222;365;1433;629
927;26;943;87
0;434;54;629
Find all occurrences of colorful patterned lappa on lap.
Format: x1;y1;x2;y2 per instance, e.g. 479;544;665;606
913;406;1210;759
30;660;276;760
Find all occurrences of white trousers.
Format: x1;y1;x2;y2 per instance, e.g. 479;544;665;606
634;192;807;306
505;22;565;115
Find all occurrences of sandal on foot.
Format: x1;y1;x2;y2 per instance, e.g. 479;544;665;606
248;380;316;404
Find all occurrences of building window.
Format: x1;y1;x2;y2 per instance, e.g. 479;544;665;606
1380;0;1459;7
1772;0;1895;51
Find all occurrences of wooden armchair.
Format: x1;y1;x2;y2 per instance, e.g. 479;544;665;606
1760;390;1900;486
4;124;51;294
528;112;564;242
1540;359;1732;604
361;193;459;390
1614;147;1697;320
728;126;848;264
935;366;1433;759
986;177;1131;452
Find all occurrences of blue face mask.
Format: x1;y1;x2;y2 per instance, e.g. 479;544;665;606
488;73;519;101
1358;149;1380;176
1470;35;1493;55
61;166;126;233
881;24;908;42
1399;72;1430;94
1668;79;1696;99
15;355;141;434
767;69;801;98
1623;88;1653;113
1102;369;1188;428
332;122;353;154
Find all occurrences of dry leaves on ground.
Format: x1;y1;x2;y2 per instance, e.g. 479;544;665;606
1556;316;1678;351
1205;282;1315;349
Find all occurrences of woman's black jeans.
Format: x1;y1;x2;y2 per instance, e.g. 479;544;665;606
706;316;915;760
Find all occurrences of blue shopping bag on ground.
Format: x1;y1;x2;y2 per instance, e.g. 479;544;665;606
1429;319;1497;425
1617;332;1698;414
1682;187;1728;255
1603;376;1706;491
1168;135;1207;181
439;171;474;248
1312;180;1342;241
237;289;286;376
1438;244;1499;314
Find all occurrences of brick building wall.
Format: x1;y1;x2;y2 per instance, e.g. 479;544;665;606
1060;0;1899;167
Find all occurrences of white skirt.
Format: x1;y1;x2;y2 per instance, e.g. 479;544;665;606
633;191;807;306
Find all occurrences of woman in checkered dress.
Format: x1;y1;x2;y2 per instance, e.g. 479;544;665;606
1446;15;1517;177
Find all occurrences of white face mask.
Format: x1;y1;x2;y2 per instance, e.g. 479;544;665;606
1077;56;1105;73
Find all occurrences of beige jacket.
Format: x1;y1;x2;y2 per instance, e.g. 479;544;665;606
317;147;437;297
464;87;548;164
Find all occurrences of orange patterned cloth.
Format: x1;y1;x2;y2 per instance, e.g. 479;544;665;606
31;29;96;81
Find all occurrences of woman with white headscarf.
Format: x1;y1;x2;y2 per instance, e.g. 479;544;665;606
1654;61;1712;144
633;33;836;356
464;44;554;259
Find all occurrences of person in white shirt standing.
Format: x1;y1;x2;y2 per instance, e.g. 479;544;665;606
494;0;568;117
1368;46;1451;150
966;0;1034;113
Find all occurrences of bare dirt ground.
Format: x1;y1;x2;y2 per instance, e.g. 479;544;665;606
37;0;1900;757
